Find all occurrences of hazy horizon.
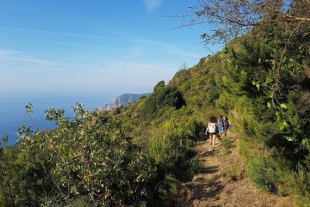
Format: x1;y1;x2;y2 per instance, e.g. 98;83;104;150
0;0;219;96
1;89;151;146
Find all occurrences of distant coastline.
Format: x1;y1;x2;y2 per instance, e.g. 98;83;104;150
0;92;115;146
0;91;152;146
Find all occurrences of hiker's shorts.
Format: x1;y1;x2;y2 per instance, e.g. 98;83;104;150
218;126;224;131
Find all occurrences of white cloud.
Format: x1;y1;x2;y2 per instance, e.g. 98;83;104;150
0;27;117;40
143;0;162;12
0;50;61;67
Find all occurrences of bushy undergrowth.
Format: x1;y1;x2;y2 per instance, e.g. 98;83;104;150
1;10;310;205
247;156;280;193
221;137;233;154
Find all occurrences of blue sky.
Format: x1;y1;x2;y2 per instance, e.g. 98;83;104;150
0;0;220;96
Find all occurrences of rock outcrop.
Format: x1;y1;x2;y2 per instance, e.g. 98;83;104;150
100;93;151;111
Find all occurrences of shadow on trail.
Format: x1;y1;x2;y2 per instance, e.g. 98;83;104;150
201;165;218;174
193;165;224;195
189;176;224;206
185;143;224;206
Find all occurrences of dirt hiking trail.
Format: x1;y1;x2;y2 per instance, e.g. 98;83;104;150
183;132;297;207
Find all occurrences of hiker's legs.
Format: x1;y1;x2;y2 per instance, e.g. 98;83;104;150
209;133;216;150
218;132;221;140
209;135;213;146
218;126;224;138
218;130;223;139
212;134;216;147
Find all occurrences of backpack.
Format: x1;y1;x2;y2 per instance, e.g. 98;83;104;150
223;116;228;127
223;116;226;122
218;118;224;127
208;123;217;133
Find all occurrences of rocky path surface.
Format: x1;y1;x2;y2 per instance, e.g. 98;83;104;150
183;133;297;207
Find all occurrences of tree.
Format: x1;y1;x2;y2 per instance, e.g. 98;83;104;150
180;0;310;131
177;0;310;46
154;80;166;92
142;86;186;120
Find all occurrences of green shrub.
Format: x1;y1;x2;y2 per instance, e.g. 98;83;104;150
247;156;279;194
142;86;186;120
280;164;310;206
238;139;252;160
188;160;204;175
225;162;243;181
221;137;233;154
157;174;188;207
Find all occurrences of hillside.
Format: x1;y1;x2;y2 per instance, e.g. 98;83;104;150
1;3;310;206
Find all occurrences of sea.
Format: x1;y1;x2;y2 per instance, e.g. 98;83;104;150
0;92;116;146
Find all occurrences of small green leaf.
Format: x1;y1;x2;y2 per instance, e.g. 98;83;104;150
302;138;309;147
288;63;294;69
221;47;228;54
284;135;296;142
280;103;287;109
266;76;273;83
271;60;276;69
267;102;271;108
268;90;274;98
283;120;289;128
279;120;289;130
276;112;281;122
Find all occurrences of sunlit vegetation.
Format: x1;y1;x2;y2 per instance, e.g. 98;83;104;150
1;1;310;206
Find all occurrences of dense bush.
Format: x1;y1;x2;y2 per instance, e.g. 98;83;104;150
141;84;186;120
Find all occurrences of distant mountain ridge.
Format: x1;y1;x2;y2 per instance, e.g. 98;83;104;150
100;93;151;111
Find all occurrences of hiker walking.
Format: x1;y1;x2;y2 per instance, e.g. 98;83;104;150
218;114;229;137
206;116;218;151
223;115;229;136
217;115;225;138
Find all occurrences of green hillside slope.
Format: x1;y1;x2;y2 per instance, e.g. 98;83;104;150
1;5;310;206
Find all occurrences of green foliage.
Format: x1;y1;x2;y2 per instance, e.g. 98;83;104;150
0;143;51;207
247;156;279;194
157;174;186;207
226;29;310;143
169;69;191;87
44;106;157;206
148;113;201;173
2;10;310;205
225;162;243;181
142;86;186;120
281;164;310;206
149;134;172;166
0;104;160;206
188;159;204;175
0;135;9;148
221;137;233;154
154;80;166;92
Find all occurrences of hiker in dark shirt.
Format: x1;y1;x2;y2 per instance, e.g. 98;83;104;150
217;114;229;137
217;115;225;138
223;116;228;136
